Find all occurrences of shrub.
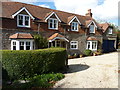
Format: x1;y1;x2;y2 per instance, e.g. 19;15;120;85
3;73;65;89
84;49;92;56
34;34;48;49
2;48;67;81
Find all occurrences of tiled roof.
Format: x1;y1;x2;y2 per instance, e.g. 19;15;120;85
99;23;110;32
9;33;33;39
2;1;93;26
87;36;97;41
48;33;65;40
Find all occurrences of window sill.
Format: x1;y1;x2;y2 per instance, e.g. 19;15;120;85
17;25;30;28
70;48;78;50
71;30;79;32
48;28;58;30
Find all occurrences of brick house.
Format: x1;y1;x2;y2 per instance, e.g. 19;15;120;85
0;2;117;54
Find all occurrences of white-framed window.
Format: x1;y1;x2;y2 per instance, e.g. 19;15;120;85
26;41;31;50
87;41;97;50
20;41;24;50
70;41;78;49
71;22;78;31
48;18;58;29
17;14;30;28
90;25;95;33
11;40;34;50
12;41;16;50
108;28;113;34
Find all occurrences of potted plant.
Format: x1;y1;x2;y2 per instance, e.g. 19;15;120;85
79;54;83;58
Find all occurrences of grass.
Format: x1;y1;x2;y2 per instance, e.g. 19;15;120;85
2;73;65;89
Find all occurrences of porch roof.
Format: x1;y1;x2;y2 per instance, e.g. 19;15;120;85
9;33;33;39
48;33;69;42
87;36;97;41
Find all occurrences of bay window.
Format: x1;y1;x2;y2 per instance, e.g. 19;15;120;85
11;40;34;50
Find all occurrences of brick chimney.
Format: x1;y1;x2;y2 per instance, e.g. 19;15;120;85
86;9;92;17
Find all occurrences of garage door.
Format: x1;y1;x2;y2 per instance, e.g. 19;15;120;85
102;40;115;53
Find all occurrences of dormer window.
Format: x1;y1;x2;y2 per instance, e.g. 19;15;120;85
17;14;30;28
71;22;78;31
48;18;58;30
108;28;112;34
90;25;95;33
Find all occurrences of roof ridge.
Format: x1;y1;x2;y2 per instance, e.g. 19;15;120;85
5;1;90;18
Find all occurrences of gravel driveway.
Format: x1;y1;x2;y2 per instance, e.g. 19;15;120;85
54;52;118;88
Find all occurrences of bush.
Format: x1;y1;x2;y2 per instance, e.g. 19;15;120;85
2;48;67;81
84;49;92;56
29;73;65;88
34;34;48;49
3;73;65;89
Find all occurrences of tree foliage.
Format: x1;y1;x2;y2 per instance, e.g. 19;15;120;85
34;34;48;49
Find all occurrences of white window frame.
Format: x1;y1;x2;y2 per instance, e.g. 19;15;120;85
48;18;58;30
86;41;98;51
11;40;34;50
11;41;16;50
70;41;78;49
89;25;95;33
108;28;113;34
71;22;78;31
17;14;30;28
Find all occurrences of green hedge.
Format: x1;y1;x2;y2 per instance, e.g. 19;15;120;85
2;48;67;80
83;49;92;56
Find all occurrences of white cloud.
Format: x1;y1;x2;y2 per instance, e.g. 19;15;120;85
54;0;119;22
39;4;50;8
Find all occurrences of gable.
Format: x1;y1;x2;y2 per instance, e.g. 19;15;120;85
68;16;81;25
45;12;61;22
12;7;35;19
87;21;97;28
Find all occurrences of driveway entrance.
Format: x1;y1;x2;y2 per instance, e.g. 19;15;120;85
54;52;118;88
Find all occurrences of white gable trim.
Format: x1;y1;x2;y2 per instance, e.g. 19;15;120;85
45;12;61;22
12;7;35;20
68;16;81;25
49;37;69;42
87;21;97;28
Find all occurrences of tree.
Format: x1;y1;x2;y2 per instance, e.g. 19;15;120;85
34;34;48;49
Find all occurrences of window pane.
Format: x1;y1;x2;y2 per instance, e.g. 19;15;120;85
20;42;24;50
25;16;29;26
13;41;16;50
13;46;16;50
87;42;90;49
92;42;97;49
49;19;58;29
109;28;112;34
56;41;60;47
26;42;30;50
90;25;94;33
71;41;77;49
72;22;78;31
19;15;23;25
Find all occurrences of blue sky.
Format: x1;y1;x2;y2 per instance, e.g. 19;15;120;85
11;0;119;26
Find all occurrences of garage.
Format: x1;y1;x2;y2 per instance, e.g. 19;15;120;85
102;40;116;53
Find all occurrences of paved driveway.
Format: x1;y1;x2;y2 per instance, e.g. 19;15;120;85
54;52;118;88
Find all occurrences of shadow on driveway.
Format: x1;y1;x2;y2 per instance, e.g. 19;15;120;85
66;64;90;73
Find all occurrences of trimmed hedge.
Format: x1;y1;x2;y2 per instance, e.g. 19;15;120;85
2;48;67;80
